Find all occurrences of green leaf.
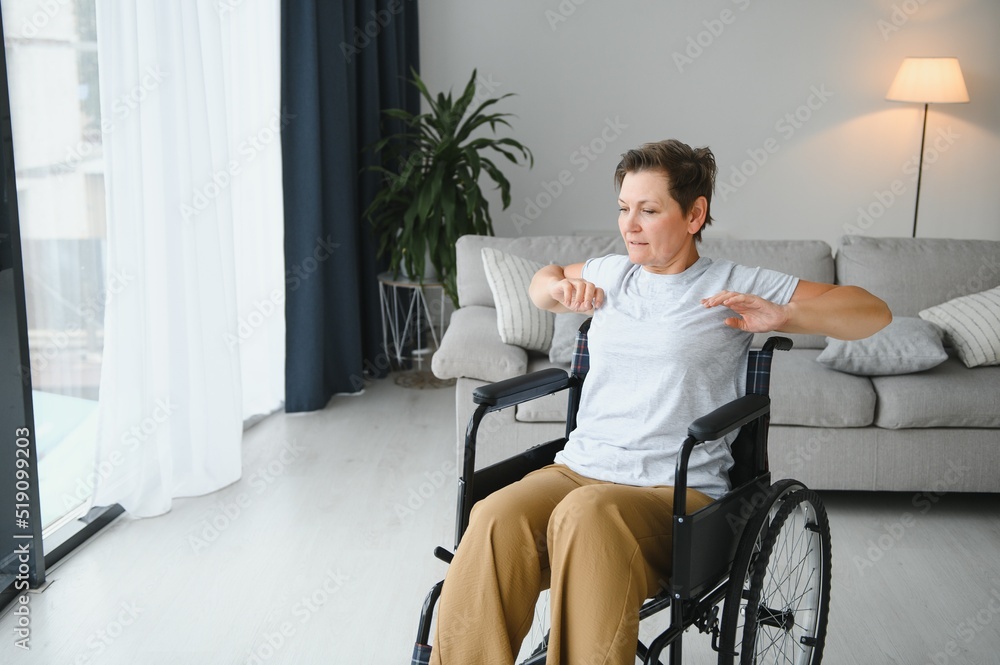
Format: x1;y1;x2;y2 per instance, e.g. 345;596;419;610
450;69;479;124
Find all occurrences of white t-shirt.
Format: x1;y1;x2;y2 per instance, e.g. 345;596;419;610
553;254;799;498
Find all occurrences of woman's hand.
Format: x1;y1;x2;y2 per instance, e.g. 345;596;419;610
549;277;605;313
701;291;787;333
530;263;603;313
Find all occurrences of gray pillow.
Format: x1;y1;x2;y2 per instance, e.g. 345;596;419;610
815;317;947;376
549;313;591;364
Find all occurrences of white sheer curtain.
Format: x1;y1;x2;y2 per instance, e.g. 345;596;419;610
92;0;285;517
224;1;286;423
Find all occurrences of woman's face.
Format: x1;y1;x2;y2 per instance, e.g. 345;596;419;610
617;169;704;275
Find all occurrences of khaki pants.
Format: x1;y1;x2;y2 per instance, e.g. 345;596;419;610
430;464;714;665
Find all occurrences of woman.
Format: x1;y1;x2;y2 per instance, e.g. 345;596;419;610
431;139;891;664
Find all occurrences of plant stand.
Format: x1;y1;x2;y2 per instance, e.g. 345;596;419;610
377;272;446;373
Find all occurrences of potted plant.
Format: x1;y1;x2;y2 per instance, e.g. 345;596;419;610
365;69;533;305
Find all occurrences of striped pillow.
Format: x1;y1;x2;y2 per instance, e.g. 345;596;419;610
919;286;1000;368
481;247;554;352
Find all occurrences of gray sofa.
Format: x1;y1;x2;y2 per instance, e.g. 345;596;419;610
431;234;1000;493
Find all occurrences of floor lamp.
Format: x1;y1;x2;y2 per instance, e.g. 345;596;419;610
886;57;970;237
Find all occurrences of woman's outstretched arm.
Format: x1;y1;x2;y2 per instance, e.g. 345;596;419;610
702;280;892;341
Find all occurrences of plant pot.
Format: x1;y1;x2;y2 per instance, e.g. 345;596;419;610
397;249;438;282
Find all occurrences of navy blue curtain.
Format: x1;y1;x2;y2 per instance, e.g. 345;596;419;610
280;0;420;412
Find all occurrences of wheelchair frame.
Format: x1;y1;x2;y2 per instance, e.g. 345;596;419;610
413;324;831;665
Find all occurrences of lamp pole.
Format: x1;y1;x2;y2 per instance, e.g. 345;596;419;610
911;102;929;238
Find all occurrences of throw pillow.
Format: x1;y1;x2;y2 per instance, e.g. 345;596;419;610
549;312;591;364
919;286;1000;368
815;317;947;376
481;247;554;352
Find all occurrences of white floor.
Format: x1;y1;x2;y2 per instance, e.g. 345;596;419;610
2;373;999;664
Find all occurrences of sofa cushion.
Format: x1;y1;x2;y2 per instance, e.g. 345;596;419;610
770;349;876;427
431;306;527;382
815;317;947;375
872;356;1000;428
481;248;554;352
919;286;1000;368
836;236;1000;317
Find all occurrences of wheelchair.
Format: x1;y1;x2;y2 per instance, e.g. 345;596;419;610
412;320;832;664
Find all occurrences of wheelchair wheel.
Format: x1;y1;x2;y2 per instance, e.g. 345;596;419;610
717;479;804;665
723;489;831;664
516;590;550;665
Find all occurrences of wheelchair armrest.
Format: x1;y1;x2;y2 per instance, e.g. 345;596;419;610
686;394;770;442
472;368;573;410
762;335;793;352
674;394;771;517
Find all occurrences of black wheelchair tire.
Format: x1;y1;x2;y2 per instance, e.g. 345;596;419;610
738;489;831;664
717;479;805;665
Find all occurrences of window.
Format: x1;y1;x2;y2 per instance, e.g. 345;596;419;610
2;0;105;531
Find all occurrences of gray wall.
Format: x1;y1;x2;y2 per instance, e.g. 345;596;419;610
419;0;1000;246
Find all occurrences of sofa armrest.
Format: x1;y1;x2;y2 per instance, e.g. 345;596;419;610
431;306;528;382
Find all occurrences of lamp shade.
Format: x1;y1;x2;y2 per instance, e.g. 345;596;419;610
886;57;970;104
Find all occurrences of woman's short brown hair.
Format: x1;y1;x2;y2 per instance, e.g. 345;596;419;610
614;139;717;242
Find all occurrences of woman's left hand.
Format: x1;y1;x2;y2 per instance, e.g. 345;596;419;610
701;291;788;333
